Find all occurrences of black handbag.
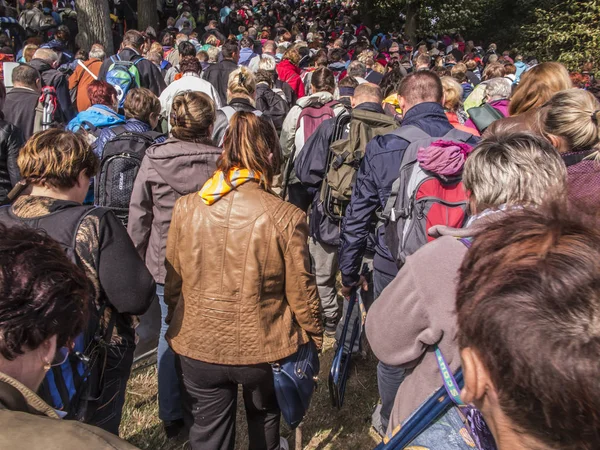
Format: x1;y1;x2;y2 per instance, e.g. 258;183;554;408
272;340;320;429
466;103;505;133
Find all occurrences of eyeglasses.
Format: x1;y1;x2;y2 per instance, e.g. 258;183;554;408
51;346;71;367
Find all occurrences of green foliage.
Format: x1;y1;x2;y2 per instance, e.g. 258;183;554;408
523;0;600;71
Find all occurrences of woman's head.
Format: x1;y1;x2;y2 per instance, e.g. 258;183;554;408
219;112;281;188
87;80;118;110
282;46;301;66
484;78;511;102
481;62;504;82
540;88;600;153
463;133;567;213
18;129;99;202
509;62;572;116
441;76;463;112
310;67;335;94
456;205;600;450
170;91;215;143
0;224;89;391
123;88;161;128
227;67;256;104
179;55;201;75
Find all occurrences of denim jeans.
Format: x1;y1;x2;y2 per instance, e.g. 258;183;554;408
373;269;407;434
157;283;183;422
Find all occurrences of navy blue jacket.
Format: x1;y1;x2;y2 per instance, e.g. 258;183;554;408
339;102;479;286
296;102;384;247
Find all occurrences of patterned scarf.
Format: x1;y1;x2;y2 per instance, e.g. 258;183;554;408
199;168;262;205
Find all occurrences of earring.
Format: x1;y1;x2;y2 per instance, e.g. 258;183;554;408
43;360;51;371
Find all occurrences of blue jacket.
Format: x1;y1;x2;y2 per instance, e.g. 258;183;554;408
295;102;384;246
66;105;125;134
514;61;528;84
338;102;479;286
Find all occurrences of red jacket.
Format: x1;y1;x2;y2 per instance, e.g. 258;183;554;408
277;59;305;100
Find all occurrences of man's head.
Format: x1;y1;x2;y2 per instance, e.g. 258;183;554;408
397;71;443;113
338;76;358;99
89;44;106;61
32;48;59;68
329;47;344;63
263;40;276;56
175;33;189;45
12;63;41;90
351;83;383;108
456;203;600;449
178;41;197;58
415;53;431;71
122;30;146;52
240;36;253;49
347;60;366;79
221;39;239;62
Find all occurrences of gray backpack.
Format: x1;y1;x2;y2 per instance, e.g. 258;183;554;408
382;126;473;268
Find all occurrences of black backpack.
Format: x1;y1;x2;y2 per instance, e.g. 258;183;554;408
95;126;164;225
0;204;115;421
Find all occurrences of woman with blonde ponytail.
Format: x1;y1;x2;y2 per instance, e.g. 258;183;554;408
165;111;323;450
540;88;600;209
212;66;273;146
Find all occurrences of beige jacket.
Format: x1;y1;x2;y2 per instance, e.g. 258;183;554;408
165;182;324;365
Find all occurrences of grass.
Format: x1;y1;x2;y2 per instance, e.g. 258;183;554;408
120;335;383;450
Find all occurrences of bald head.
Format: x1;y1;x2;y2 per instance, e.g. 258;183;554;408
398;71;443;112
352;83;383;106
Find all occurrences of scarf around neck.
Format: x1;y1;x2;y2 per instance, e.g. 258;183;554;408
199;168;262;205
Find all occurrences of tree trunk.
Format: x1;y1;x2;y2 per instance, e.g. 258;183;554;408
405;0;419;46
138;0;159;33
360;0;376;29
75;0;114;54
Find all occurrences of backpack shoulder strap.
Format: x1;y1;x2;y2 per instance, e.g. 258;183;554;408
77;59;98;80
253;109;263;117
441;128;473;143
388;124;430;142
220;105;236;122
109;125;128;137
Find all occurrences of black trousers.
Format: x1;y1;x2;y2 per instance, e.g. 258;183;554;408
176;355;281;450
88;344;134;435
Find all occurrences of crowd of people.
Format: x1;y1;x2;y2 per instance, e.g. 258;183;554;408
0;0;599;450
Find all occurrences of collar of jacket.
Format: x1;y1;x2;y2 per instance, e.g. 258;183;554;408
228;97;255;109
354;101;385;114
119;47;141;60
0;371;59;419
401;102;447;126
428;205;519;239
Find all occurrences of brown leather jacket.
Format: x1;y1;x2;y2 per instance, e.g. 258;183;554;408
165;182;324;365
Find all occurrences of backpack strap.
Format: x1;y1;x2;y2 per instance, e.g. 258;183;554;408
109;125;128;137
388;124;430;142
441;128;474;143
220;105;236;122
77;59;98;80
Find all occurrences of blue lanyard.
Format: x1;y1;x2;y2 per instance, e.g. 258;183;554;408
434;345;464;406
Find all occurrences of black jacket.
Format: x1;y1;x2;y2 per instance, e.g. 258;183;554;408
365;69;384;85
98;47;167;98
202;59;239;106
255;83;289;133
0;119;24;204
28;58;76;123
3;87;39;141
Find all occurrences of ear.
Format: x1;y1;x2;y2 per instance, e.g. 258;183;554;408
548;134;565;153
39;334;57;368
460;347;494;407
398;94;407;113
441;92;446;107
351;97;357;108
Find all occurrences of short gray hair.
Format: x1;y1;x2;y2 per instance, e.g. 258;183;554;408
347;61;367;78
206;46;219;63
258;56;276;72
464;133;567;211
485;78;511;101
89;44;106;60
33;48;59;64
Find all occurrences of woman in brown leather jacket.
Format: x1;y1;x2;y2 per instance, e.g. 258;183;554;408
165;112;323;450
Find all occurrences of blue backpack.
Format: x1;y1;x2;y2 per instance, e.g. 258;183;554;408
0;204;116;421
106;55;143;109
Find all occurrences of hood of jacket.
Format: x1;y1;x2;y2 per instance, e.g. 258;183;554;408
145;138;221;195
328;61;347;72
28;58;54;75
66;105;125;132
296;90;335;108
238;47;256;64
277;59;300;78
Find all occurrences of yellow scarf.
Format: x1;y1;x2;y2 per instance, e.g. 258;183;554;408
199;168;262;205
